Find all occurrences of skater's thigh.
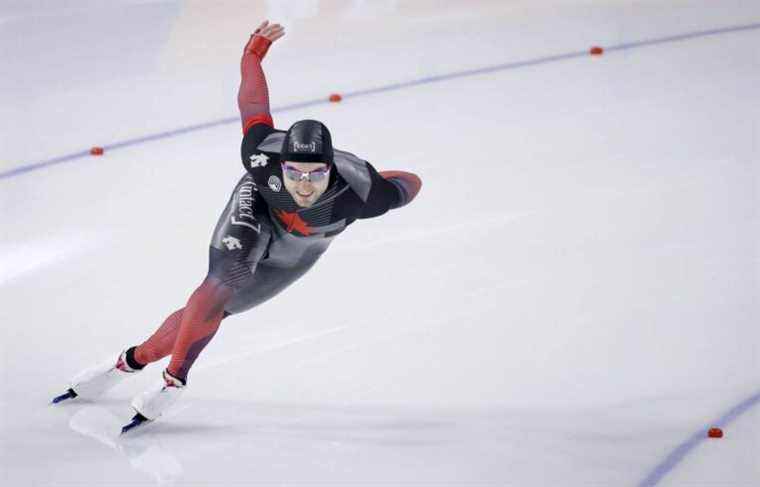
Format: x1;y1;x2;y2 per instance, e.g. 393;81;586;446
223;260;317;315
224;225;332;315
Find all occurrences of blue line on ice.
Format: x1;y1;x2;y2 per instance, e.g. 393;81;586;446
1;21;759;181
638;389;760;486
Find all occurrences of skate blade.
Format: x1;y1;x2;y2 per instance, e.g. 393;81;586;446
121;413;151;435
51;388;78;404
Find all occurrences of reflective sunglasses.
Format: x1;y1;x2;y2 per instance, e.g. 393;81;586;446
281;163;330;183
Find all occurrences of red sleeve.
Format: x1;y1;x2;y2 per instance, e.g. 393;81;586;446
243;113;274;135
379;170;422;208
238;35;274;134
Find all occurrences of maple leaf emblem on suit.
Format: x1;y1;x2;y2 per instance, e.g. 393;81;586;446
249;153;269;168
274;209;313;235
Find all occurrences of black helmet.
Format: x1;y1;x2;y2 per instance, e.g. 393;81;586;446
280;119;333;165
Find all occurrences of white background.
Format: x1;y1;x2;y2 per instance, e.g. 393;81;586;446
1;1;759;485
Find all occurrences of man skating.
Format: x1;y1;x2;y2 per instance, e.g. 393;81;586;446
52;21;422;433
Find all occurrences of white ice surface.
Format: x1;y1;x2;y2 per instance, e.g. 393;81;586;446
1;1;759;486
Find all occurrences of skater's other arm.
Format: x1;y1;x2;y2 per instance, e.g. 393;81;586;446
357;163;422;219
379;170;422;208
238;20;285;134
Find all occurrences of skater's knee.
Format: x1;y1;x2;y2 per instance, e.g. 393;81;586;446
186;276;234;319
198;275;232;293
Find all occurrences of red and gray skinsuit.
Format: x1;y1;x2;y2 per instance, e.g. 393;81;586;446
123;32;422;383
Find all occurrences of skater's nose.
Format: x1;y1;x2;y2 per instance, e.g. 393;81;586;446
297;179;314;192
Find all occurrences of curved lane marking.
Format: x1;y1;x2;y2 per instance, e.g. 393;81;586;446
639;389;760;486
2;21;759;181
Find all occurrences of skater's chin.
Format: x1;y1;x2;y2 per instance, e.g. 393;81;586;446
292;192;319;207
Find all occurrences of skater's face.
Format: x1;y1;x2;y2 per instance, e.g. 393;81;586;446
282;161;330;208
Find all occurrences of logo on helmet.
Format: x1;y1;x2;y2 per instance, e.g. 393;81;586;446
292;141;317;153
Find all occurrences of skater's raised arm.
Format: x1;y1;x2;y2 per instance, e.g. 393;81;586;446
238;21;285;134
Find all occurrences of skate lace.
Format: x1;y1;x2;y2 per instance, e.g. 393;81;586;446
162;370;185;389
115;355;133;373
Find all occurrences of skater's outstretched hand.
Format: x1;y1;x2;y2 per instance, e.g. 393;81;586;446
253;20;285;43
244;20;285;60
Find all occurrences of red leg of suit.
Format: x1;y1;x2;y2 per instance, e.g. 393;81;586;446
134;308;184;365
134;277;232;383
166;277;232;382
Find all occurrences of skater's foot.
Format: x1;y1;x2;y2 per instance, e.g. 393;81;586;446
130;369;186;422
51;347;144;404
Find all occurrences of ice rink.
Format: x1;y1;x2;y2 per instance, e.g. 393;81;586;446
1;1;759;485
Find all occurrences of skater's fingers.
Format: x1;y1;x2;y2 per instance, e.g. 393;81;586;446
262;24;283;36
262;25;285;41
269;26;285;38
253;20;269;34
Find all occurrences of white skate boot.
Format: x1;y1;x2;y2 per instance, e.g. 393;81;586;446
51;348;143;404
121;369;186;434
